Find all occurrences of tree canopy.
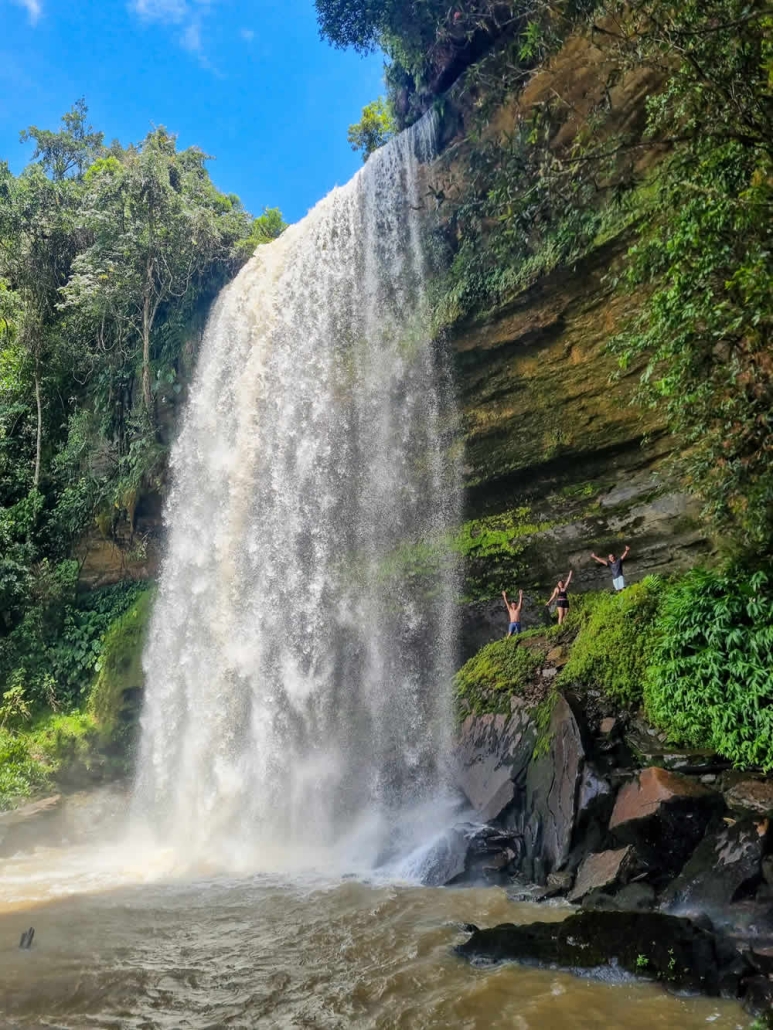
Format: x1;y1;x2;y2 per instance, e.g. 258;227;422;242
347;98;397;161
0;101;284;712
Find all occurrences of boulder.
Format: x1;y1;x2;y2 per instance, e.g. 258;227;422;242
610;767;715;828
419;824;521;886
660;819;767;917
455;705;536;823
609;766;722;880
581;883;656;912
724;779;773;819
511;695;585;882
456;910;753;997
568;846;638;903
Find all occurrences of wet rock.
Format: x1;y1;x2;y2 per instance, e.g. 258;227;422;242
612;882;656;912
546;646;569;668
724;779;773;819
547;870;574;894
742;975;773;1019
582;882;656;913
599;717;617;735
420;824;521;886
568;847;638;903
660;819;766;917
611;767;715;829
456;706;536;823
609;767;721;881
515;695;585;881
763;855;773;886
456;910;753;997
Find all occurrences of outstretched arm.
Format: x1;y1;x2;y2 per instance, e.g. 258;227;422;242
518;589;523;606
565;570;573;587
590;553;608;566
502;590;509;610
547;587;558;605
621;545;631;560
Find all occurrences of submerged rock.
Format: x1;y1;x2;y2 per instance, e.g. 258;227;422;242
456;910;753;998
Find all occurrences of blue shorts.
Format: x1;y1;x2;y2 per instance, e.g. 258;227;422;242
613;576;626;591
508;622;521;636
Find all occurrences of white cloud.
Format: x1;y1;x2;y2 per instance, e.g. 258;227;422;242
240;28;255;42
13;0;42;24
131;0;188;22
181;19;202;51
129;0;218;64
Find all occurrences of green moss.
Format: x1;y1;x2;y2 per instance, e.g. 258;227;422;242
89;586;155;736
455;507;557;601
454;636;548;718
557;579;662;707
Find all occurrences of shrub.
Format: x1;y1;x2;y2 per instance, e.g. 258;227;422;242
558;579;662;706
454;636;546;716
644;566;773;772
0;730;51;810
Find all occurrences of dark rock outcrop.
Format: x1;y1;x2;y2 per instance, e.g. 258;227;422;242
499;694;585;883
660;820;770;922
608;766;722;881
457;910;755;1000
456;703;536;823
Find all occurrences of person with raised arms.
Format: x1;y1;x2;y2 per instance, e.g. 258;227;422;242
502;588;523;637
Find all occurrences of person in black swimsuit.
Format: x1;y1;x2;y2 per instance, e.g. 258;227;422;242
547;570;573;625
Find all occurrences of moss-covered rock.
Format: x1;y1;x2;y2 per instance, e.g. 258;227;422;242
89;586;155;739
454;635;550;718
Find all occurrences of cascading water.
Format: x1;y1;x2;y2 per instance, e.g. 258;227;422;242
133;112;461;871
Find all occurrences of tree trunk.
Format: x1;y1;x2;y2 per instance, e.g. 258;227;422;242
33;363;42;490
142;291;153;417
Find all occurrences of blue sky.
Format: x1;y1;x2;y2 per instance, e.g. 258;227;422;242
0;0;385;223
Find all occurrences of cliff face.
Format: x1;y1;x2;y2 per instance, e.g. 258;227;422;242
423;27;715;654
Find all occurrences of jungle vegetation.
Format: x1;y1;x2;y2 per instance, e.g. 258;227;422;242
0;100;283;723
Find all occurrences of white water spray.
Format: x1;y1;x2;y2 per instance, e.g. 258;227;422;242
134;114;461;870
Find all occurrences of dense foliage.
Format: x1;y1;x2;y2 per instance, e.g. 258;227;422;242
0;101;283;718
645;566;773;772
605;0;773;546
558;579;662;706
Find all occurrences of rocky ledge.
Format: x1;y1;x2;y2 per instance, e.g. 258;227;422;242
430;686;773;959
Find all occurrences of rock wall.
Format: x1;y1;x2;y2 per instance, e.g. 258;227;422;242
450;686;773;945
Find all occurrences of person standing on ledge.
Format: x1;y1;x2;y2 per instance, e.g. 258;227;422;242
547;571;573;626
502;589;523;637
591;545;631;592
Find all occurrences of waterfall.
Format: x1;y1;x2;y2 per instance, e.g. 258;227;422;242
134;113;461;871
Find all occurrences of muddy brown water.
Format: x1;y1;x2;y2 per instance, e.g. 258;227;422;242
0;839;748;1030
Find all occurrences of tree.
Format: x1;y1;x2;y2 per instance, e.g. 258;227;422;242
63;128;251;419
0;164;82;488
603;0;773;545
20;98;104;182
347;98;397;161
237;206;287;255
